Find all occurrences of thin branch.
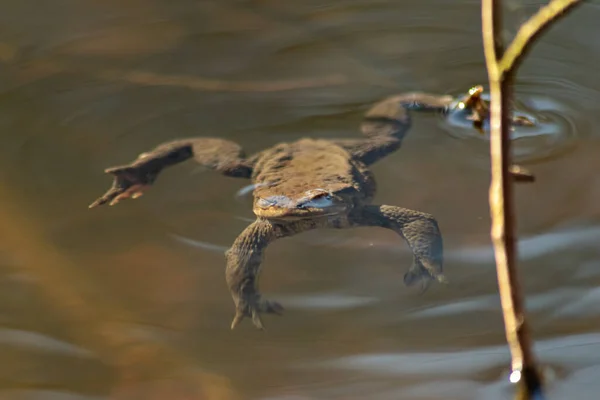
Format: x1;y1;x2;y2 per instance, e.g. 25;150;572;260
481;0;583;398
483;0;533;384
500;0;583;75
482;0;503;65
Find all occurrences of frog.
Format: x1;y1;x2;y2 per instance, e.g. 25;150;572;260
88;86;534;330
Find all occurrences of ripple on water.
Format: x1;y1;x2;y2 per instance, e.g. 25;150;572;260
403;287;584;321
446;224;600;265
306;333;600;385
439;81;583;164
0;328;94;358
273;293;380;311
168;233;228;253
0;390;103;400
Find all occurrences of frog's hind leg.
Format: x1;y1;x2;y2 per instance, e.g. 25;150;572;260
333;93;453;166
350;204;447;289
89;137;255;208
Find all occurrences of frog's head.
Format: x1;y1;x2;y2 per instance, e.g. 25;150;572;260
253;188;349;220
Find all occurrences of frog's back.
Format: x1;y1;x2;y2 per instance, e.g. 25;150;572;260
252;139;375;201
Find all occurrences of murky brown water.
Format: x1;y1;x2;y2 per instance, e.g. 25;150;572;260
1;1;600;399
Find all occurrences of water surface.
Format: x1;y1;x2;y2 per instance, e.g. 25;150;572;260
1;1;600;399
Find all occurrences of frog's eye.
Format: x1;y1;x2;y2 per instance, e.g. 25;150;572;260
256;197;276;208
298;194;334;209
309;189;331;199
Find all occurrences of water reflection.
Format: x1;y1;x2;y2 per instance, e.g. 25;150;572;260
2;0;600;399
447;224;600;264
169;233;229;253
441;88;580;164
0;328;94;358
306;334;600;398
274;293;380;311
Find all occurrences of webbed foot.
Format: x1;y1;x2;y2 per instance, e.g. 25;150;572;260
230;298;284;330
352;205;447;292
404;260;448;294
416;275;449;294
89;165;155;208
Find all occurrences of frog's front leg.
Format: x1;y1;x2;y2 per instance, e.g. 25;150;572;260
350;205;446;291
225;218;320;330
89;137;254;208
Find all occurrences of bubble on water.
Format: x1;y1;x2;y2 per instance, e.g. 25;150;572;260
509;369;521;383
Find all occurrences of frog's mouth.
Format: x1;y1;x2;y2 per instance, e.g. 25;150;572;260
252;192;347;220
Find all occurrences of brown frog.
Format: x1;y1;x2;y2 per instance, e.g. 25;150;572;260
89;86;532;330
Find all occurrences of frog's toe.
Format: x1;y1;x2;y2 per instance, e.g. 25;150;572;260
419;278;432;294
230;311;244;330
263;299;284;315
230;308;265;331
109;192;130;206
230;298;284;330
251;310;265;330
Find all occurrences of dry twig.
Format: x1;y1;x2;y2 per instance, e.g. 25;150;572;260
481;0;582;398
